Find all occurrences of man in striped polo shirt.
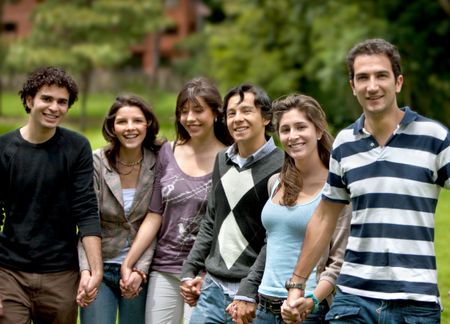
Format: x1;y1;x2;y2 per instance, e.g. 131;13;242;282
282;38;448;323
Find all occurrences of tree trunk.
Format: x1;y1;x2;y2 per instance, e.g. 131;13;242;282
79;69;92;132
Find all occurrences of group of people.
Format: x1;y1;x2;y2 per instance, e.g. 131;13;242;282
0;38;448;324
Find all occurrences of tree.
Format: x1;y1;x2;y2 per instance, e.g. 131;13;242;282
4;0;168;130
180;0;450;129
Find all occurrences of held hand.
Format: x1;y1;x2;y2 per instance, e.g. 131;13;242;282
76;270;99;307
180;277;203;306
226;300;256;324
120;272;143;299
281;289;303;324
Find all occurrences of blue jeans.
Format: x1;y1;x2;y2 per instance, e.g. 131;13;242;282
254;300;329;324
326;289;441;324
189;274;235;324
80;263;148;324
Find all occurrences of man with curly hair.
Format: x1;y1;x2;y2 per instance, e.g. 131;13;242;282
0;66;103;323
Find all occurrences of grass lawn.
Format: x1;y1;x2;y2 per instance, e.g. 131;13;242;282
1;91;450;322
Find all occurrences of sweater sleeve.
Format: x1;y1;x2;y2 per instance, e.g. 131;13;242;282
180;155;220;279
73;138;101;238
236;243;267;300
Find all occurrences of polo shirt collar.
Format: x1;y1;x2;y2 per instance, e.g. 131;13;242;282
353;106;417;135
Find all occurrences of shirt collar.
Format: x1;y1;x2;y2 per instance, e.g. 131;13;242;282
226;136;277;168
353;106;417;135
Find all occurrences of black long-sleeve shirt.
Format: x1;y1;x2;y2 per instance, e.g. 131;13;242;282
0;127;100;273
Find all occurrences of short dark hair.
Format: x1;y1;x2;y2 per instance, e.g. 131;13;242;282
19;66;78;113
102;94;164;172
346;38;402;81
175;77;232;145
223;83;274;133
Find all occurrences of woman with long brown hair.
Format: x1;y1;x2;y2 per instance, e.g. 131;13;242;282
121;77;232;323
229;94;350;324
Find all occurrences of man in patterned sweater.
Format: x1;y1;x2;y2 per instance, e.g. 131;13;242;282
180;84;283;323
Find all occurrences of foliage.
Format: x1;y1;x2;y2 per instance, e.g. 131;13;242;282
180;0;450;130
3;0;168;130
4;0;166;72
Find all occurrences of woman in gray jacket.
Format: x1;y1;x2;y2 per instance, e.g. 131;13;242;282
78;94;164;324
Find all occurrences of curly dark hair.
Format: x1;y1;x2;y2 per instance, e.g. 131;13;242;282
175;77;233;146
102;94;165;173
19;66;79;113
272;94;333;206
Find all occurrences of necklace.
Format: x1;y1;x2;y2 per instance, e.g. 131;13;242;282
117;156;143;167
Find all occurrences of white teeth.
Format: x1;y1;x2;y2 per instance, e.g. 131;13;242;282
235;127;247;132
124;134;138;139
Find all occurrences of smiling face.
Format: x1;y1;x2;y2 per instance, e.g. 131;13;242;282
350;54;403;117
179;97;216;141
26;84;69;132
113;106;148;151
278;108;322;163
226;92;270;156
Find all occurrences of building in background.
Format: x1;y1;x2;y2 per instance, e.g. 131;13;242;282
1;0;209;76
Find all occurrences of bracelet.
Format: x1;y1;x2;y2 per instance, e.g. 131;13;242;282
304;292;319;313
132;268;147;284
292;272;308;280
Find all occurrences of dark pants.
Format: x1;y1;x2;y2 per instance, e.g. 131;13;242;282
0;266;79;324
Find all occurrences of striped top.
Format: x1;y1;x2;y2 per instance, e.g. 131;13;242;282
323;107;450;303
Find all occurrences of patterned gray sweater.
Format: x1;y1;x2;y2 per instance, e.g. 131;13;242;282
181;144;283;299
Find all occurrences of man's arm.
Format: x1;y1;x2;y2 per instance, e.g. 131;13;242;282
282;199;344;321
226;245;266;323
77;235;103;307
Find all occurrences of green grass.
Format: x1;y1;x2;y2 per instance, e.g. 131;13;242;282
436;190;450;323
1;91;450;322
0;90;177;147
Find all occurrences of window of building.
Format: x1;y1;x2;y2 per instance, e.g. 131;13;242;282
2;22;17;33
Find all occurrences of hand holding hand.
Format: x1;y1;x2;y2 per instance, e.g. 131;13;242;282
180;277;202;306
226;300;256;324
120;271;143;299
76;270;100;307
281;288;304;324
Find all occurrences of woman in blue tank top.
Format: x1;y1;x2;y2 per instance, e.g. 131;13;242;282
228;94;351;324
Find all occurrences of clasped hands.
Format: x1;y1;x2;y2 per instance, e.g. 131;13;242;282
120;265;144;299
76;269;103;307
281;290;314;324
179;276;203;306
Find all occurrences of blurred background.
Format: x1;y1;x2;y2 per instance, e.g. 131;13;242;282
1;1;450;322
1;0;449;139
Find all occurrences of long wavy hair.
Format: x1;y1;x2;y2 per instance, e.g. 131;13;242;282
102;94;164;172
272;94;333;206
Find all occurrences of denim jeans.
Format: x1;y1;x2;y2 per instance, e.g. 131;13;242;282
80;263;148;324
189;274;235;324
326;289;441;324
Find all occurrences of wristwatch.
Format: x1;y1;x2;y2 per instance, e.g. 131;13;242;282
284;279;306;290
